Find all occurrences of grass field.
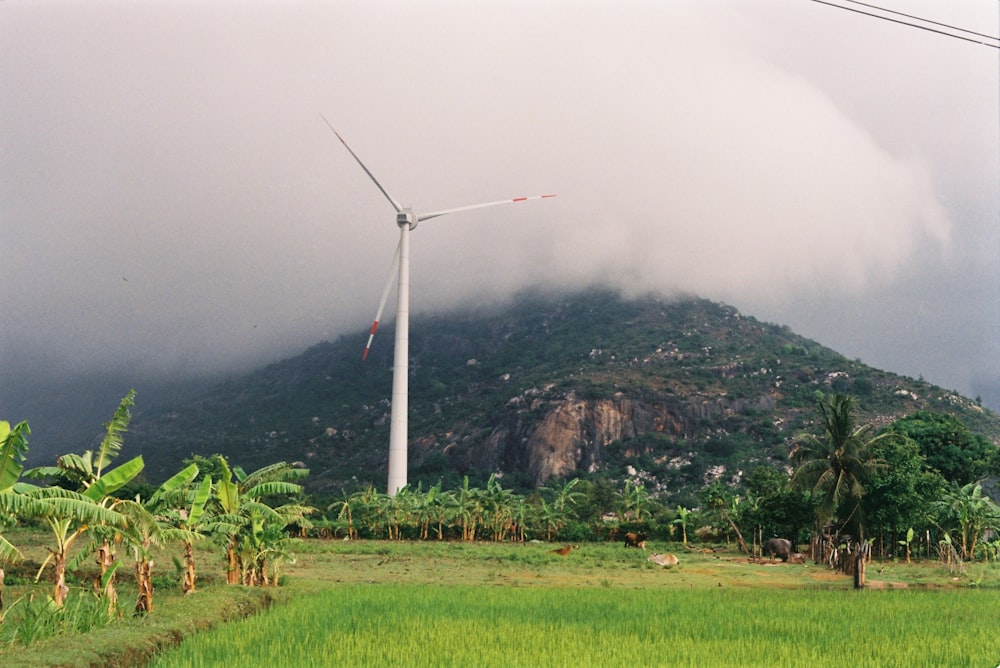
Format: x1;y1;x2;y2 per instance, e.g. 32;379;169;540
2;533;998;667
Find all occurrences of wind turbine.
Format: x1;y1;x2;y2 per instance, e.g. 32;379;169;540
323;116;554;495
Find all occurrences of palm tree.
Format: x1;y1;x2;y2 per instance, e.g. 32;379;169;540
790;393;893;540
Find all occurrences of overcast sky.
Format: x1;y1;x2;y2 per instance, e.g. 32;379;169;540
3;0;999;440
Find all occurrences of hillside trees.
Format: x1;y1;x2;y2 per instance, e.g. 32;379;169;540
886;411;999;485
860;436;945;554
739;465;813;546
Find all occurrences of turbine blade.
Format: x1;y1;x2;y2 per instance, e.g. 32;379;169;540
363;238;402;361
321;114;403;213
419;194;556;222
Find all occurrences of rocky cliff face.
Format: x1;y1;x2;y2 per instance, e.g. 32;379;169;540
456;389;781;485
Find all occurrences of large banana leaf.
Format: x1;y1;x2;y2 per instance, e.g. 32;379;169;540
83;456;144;502
56;452;95;479
25;489;126;527
243;462;310;486
0;533;22;562
0;489;50;518
217;460;239;514
245;481;304;500
149;462;199;508
94;389;135;478
0;420;30;492
187;475;212;527
241;500;285;525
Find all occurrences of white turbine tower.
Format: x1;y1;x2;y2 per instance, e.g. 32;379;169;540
323;116;555;495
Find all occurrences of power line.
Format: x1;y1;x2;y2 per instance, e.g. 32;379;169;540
844;0;999;42
808;0;1000;48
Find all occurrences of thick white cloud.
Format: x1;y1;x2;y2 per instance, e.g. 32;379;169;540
1;0;996;410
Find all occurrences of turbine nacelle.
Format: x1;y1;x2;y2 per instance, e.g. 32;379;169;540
397;209;418;230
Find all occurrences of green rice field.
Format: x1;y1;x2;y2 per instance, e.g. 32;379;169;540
148;541;999;667
3;535;999;667
152;584;998;667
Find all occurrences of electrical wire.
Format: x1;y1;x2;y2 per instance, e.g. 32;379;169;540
808;0;1000;48
843;0;999;41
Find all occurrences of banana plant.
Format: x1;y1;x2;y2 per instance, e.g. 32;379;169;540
897;527;915;563
673;506;692;546
213;459;313;586
148;464;217;595
21;486;125;606
1;420;39;565
24;391;143;608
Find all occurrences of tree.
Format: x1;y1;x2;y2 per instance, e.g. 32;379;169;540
21;486;125;607
886;411;999;485
618;479;651;524
740;466;813;547
700;482;749;554
790;393;897;540
860;436;945;557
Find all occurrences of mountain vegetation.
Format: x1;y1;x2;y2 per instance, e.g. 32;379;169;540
126;288;999;504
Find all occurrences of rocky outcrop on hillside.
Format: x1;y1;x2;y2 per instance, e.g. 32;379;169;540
452;389;783;485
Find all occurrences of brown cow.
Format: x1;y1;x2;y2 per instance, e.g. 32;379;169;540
623;532;647;550
549;544;578;556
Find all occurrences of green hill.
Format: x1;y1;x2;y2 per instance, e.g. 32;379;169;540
129;288;999;500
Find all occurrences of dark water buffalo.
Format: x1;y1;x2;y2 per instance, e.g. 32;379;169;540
624;532;648;550
763;538;793;562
